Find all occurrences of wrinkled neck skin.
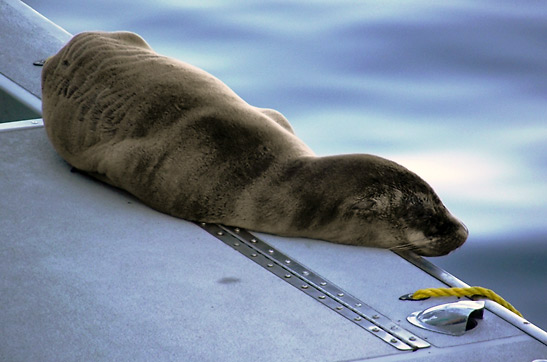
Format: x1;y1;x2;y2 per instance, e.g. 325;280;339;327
234;154;468;257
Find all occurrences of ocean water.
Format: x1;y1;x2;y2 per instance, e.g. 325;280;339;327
23;0;546;330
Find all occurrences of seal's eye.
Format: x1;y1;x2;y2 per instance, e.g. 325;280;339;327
345;199;378;222
350;199;376;212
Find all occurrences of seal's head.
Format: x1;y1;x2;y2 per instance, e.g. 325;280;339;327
341;155;468;256
283;155;468;256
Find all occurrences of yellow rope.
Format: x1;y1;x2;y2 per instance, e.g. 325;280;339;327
411;286;523;318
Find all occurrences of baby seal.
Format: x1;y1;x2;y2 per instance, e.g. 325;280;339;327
42;31;467;256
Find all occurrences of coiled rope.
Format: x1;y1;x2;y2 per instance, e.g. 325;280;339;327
409;286;523;317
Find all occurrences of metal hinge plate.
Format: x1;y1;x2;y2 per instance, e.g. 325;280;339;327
198;222;430;351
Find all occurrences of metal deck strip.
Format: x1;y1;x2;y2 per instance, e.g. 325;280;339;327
199;222;430;351
0;72;42;115
0;118;43;132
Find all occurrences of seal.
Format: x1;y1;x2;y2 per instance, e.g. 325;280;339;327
42;31;467;256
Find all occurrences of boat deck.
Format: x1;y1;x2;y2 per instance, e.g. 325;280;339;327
1;0;546;360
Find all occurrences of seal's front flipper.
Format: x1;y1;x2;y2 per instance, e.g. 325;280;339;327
258;108;295;134
70;166;115;188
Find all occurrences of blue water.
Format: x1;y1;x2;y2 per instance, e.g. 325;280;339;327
23;0;546;329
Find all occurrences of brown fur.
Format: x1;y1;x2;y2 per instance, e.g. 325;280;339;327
42;31;467;256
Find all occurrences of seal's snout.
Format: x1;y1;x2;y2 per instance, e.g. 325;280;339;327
408;213;468;257
452;216;469;248
428;215;468;257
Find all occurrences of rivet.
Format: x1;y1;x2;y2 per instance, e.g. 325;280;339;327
284;274;291;278
233;242;240;247
234;228;240;233
31;120;38;124
268;249;274;254
523;321;530;325
372;315;380;319
336;306;343;310
390;338;398;344
217;231;224;236
337;293;344;297
200;222;206;226
318;295;326;299
371;327;380;332
355;303;362;307
301;285;309;289
302;271;310;276
409;336;417;341
266;263;274;267
390;326;398;330
354;316;362;321
285;259;291;264
250;238;257;243
320;282;327;286
251;253;257;257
